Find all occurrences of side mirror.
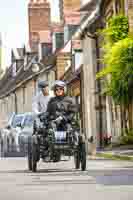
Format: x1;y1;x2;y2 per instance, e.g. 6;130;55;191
21;125;24;129
16;123;22;128
6;125;11;130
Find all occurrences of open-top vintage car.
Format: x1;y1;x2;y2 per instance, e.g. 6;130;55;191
27;111;87;172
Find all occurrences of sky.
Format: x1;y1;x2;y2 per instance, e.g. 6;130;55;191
0;0;59;68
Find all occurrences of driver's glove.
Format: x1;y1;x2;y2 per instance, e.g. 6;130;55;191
55;116;63;124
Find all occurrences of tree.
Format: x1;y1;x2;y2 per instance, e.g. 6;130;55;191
97;37;133;105
97;15;133;131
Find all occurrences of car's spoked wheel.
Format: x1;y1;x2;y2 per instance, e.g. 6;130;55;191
32;159;37;172
28;154;32;171
53;153;61;162
27;141;32;171
80;143;86;171
74;150;80;169
32;143;40;172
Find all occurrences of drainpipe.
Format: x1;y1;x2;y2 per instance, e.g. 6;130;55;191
95;36;103;148
14;92;17;114
73;0;102;40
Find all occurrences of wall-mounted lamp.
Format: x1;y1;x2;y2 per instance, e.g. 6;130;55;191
31;60;40;73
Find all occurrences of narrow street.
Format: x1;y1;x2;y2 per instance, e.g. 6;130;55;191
0;158;133;200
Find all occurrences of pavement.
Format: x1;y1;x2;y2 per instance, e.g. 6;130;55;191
97;148;133;159
0;157;133;200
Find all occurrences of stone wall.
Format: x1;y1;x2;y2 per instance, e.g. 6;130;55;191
82;36;97;146
56;53;71;79
128;0;133;32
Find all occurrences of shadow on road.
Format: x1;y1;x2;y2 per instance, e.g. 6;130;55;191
95;174;133;186
0;168;83;175
0;158;133;186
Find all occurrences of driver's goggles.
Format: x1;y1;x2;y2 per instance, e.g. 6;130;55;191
55;87;64;91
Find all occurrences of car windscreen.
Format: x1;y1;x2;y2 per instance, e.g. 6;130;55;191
23;115;33;127
12;115;24;128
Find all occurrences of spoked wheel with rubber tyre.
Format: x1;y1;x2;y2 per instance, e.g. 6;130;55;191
74;142;86;171
80;143;86;171
27;136;40;172
74;149;80;169
32;143;39;172
27;140;32;171
31;142;40;172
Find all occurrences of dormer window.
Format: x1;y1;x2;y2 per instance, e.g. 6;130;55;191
65;60;71;72
24;54;28;70
12;62;17;78
52;32;64;53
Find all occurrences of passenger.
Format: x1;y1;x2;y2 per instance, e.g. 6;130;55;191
32;80;52;115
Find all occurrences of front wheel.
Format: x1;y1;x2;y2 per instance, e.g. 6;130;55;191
27;140;32;171
32;157;37;172
80;143;86;171
32;143;40;172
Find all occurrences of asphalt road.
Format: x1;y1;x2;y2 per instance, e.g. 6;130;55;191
0;157;133;200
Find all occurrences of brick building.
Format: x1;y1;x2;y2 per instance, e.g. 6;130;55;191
59;0;81;24
28;0;51;52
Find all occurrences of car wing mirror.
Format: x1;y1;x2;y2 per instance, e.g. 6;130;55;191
16;123;22;128
21;125;24;129
6;125;11;130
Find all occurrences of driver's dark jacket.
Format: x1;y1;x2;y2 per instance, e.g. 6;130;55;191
46;96;78;122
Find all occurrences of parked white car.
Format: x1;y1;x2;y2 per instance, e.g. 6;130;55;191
0;112;35;157
0;113;25;156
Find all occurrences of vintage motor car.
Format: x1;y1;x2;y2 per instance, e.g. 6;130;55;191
27;111;87;172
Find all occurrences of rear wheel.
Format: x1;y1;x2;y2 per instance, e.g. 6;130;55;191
80;143;86;171
74;150;80;169
27;140;32;171
53;153;61;162
32;143;38;172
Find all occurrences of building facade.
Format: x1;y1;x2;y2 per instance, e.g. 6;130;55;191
0;33;3;76
0;48;55;128
59;0;81;24
28;0;51;52
78;0;133;147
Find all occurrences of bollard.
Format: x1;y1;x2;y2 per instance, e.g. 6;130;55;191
88;136;96;159
90;143;96;159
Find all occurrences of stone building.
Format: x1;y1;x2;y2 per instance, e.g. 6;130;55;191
73;0;133;147
0;47;55;128
0;33;3;77
128;0;133;32
0;33;2;70
59;0;81;24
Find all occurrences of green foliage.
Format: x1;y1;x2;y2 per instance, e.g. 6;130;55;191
101;15;129;45
120;129;133;145
98;153;133;161
96;15;133;105
97;37;133;105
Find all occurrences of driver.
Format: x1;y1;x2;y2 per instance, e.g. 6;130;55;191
46;80;78;130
